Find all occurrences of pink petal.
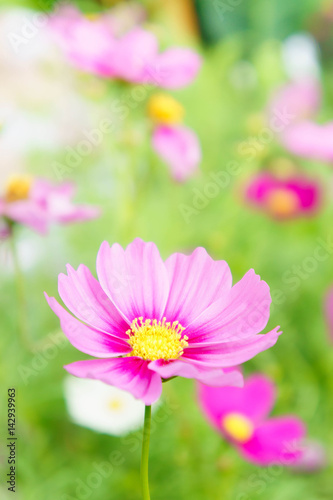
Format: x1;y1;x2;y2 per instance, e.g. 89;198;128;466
111;28;158;82
183;327;282;367
241;417;306;466
324;287;333;342
268;79;321;129
65;357;163;405
147;48;202;88
54;205;101;224
245;173;281;204
4;179;100;233
58;264;129;337
45;294;131;358
4;200;49;235
32;178;68;201
198;375;275;431
286;179;321;212
152;125;201;182
291;440;327;472
150;360;243;387
29;179;100;226
96;238;169;323
51;8;116;76
35;181;100;223
236;375;276;421
282;121;333;163
185;270;272;344
163;247;232;326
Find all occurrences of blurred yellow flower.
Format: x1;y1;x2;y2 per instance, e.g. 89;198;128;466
5;175;32;203
148;93;185;125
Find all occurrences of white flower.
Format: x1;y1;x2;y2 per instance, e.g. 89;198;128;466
64;376;155;436
282;33;320;81
0;7;99;163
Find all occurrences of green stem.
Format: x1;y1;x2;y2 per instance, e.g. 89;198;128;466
141;405;152;500
10;233;31;351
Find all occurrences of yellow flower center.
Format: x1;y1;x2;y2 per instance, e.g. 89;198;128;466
5;175;33;203
127;317;188;361
266;188;299;217
107;398;124;412
148;93;185;125
222;412;254;443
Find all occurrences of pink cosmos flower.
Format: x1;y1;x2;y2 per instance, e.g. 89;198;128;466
51;7;202;88
269;79;333;163
268;79;321;131
198;375;307;466
282;121;333;163
152;125;201;182
148;93;201;182
290;440;327;472
0;176;100;235
45;238;281;405
244;172;321;220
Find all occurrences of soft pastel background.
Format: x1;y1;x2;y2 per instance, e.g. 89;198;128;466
0;0;332;499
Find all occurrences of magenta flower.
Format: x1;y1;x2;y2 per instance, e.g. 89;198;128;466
45;239;281;405
51;7;201;88
198;375;307;466
152;125;201;182
244;172;322;220
0;176;100;235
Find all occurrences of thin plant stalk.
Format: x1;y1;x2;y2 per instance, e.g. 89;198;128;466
141;405;152;500
10;233;31;351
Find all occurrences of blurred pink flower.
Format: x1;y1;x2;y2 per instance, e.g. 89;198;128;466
244;172;322;220
269;79;333;163
148;93;201;181
282;121;333;163
45;238;281;405
51;7;201;88
152;125;201;182
0;177;100;235
268;79;321;131
51;7;116;77
290;440;327;472
198;375;307;467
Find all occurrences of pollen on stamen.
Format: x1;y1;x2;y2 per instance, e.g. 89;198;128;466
126;317;189;361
